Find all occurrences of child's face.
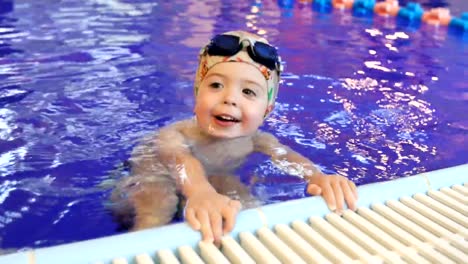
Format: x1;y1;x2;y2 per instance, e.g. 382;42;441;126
194;62;268;139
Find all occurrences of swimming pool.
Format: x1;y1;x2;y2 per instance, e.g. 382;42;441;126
0;0;466;252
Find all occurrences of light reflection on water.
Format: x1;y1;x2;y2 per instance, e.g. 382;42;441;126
0;0;467;250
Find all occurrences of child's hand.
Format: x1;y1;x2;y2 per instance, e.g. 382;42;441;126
184;188;242;245
306;174;358;214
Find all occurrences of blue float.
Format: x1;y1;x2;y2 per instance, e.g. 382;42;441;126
352;0;376;16
449;12;468;32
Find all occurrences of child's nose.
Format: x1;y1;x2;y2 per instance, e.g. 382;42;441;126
222;88;238;106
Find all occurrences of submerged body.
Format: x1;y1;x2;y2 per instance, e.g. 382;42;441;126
111;118;265;228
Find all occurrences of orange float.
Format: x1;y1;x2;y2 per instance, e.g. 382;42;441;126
332;0;354;10
422;7;452;26
374;0;400;17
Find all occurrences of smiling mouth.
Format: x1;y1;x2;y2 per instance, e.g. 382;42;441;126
215;114;240;123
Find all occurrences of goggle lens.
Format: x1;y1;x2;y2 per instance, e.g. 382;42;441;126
208;35;241;56
251;41;278;70
206;34;280;71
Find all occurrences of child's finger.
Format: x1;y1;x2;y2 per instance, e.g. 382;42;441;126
333;181;344;213
306;184;322;196
197;210;214;243
210;212;223;245
342;181;357;211
185;208;201;230
229;199;242;211
321;184;336;211
349;181;358;199
222;200;241;234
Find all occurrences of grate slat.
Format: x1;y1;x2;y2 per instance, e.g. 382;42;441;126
326;213;404;263
309;216;381;263
198;241;229;264
239;231;281;264
256;227;306;263
157;249;181;264
399;197;468;254
360;206;453;263
178;245;204;264
343;210;430;264
374;203;465;263
135;254;154;264
112;258;128;264
220;236;255;264
292;220;354;263
427;190;467;217
413;193;468;228
452;184;468;196
441;186;468;204
274;223;332;263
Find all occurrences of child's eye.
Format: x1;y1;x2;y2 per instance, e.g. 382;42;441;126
209;82;223;89
243;88;256;97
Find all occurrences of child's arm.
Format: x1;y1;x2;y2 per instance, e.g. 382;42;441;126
254;131;358;213
157;127;242;244
170;151;242;244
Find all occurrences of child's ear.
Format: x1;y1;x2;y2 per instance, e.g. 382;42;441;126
193;100;200;116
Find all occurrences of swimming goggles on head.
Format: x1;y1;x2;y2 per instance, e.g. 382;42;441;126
205;34;282;72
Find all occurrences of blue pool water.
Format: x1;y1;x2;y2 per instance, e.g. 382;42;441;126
0;0;467;251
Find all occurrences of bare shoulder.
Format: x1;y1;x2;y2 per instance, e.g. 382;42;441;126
130;119;194;157
157;119;198;153
253;130;280;146
253;130;290;155
158;119;189;140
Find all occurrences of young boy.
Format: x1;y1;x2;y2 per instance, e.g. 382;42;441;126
111;30;358;244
